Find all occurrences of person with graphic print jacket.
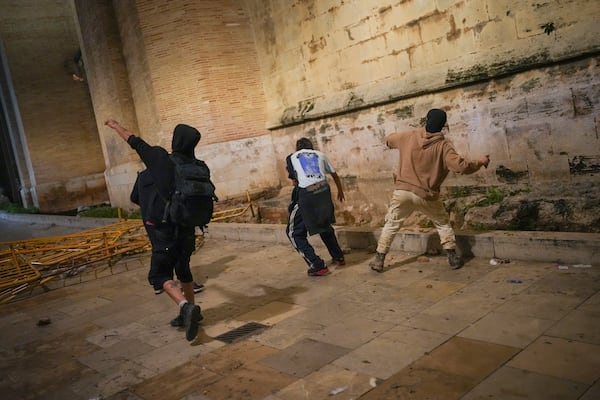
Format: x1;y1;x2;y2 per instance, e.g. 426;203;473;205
286;137;346;276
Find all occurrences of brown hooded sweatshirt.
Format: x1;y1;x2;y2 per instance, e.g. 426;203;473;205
386;130;482;200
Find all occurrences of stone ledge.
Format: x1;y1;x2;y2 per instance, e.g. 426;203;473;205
208;223;599;265
1;213;597;265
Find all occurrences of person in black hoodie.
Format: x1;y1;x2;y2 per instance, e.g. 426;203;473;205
105;119;202;342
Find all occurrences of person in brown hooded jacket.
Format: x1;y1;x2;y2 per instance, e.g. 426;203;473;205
369;108;490;272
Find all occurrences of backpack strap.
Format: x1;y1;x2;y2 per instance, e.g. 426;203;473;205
157;154;183;224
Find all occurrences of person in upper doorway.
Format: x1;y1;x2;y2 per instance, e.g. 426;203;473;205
286;137;346;276
105;118;203;342
369;108;490;272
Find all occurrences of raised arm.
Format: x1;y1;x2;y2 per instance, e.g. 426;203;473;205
105;119;133;142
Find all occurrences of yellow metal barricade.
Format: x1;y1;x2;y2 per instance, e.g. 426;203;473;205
0;193;255;303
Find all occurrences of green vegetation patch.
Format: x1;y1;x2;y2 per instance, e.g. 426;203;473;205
78;205;141;219
0;202;39;214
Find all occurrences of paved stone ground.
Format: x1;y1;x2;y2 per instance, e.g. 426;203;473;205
1;222;599;399
0;218;87;242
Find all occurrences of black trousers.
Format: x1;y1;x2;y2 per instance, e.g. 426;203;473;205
144;223;195;290
286;202;344;269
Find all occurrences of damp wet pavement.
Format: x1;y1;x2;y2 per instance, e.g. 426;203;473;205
1;215;599;399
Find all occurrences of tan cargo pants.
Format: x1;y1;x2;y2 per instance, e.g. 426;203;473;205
376;189;456;254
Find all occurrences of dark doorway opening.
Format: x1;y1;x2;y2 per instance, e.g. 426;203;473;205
0;107;21;205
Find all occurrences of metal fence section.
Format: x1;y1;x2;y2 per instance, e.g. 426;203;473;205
0;220;150;303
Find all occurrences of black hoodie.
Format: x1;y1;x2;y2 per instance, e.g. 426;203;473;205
128;124;201;224
171;124;201;158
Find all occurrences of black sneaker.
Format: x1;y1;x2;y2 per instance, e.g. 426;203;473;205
170;314;184;327
447;249;464;270
182;303;202;341
193;282;205;293
154;288;163;295
171;313;203;327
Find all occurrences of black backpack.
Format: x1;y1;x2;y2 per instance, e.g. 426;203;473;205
162;154;217;228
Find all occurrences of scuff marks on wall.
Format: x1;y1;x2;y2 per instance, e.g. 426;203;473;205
571;87;595;116
280;98;316;125
446;15;461;41
520;78;541;93
347;92;365;108
307;36;327;53
496;165;529;183
569;155;600;175
343;175;358;190
319;123;333;134
392;105;414;119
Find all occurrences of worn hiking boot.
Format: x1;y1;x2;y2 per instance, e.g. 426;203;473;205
447;249;464;270
369;252;386;273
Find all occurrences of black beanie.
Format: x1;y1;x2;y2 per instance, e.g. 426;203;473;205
425;109;447;133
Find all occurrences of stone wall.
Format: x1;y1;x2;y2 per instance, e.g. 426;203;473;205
271;55;600;228
2;0;599;229
73;0;142;209
0;0;108;212
245;0;600;128
248;0;600;230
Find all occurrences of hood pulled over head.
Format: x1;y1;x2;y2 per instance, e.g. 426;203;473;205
172;124;201;157
425;109;447;133
421;130;444;149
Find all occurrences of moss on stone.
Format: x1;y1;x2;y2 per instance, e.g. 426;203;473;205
445;52;551;84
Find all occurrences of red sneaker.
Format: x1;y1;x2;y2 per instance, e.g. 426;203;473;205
307;266;331;276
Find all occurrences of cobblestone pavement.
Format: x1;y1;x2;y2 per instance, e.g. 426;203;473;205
0;220;599;399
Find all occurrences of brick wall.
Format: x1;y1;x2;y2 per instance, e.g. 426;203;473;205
133;0;270;146
103;0;280;204
0;0;108;212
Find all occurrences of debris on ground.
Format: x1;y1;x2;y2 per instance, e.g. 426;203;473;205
556;264;592;270
417;255;430;262
490;257;510;265
329;386;348;395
